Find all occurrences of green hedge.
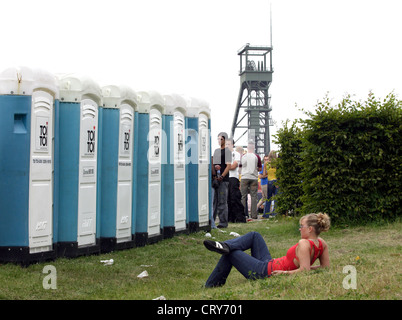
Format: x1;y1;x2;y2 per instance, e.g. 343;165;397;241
273;120;303;216
274;92;401;225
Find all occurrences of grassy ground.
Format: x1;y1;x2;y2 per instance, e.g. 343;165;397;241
0;216;400;300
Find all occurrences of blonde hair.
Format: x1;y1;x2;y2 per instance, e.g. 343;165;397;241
300;213;331;235
235;146;243;154
267;150;277;161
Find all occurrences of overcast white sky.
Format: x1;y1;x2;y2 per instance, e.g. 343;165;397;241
1;0;401;150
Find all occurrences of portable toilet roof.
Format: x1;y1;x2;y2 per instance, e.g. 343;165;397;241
187;96;210;118
163;93;188;116
101;85;138;110
136;90;165;114
0;66;58;98
163;94;175;115
57;73;102;105
120;85;139;111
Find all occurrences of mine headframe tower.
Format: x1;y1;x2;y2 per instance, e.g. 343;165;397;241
230;43;273;156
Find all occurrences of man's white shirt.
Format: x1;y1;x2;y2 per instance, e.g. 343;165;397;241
229;150;241;179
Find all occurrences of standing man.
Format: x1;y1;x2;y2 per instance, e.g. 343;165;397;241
240;140;262;220
226;138;245;223
212;132;232;228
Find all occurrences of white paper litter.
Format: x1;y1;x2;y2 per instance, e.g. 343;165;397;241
100;259;114;266
230;232;240;237
137;270;149;278
205;232;212;237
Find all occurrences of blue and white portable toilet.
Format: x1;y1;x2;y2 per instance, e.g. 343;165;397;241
161;93;188;238
0;66;58;264
185;97;212;232
56;74;102;257
134;90;165;245
99;85;137;252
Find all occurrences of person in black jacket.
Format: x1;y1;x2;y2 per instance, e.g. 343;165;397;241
226;138;245;223
212;132;232;228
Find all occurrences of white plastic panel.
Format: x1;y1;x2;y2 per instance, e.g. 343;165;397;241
198;114;209;226
77;99;98;247
29;91;54;253
116;104;134;243
148;108;162;237
148;182;161;237
174;180;186;231
173;111;186;231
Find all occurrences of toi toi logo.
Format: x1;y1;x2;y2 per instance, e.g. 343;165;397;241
39;125;48;147
42;265;57;290
87;130;96;153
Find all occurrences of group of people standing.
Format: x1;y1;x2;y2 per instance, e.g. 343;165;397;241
211;132;278;228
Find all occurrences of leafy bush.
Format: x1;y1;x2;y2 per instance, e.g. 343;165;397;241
273;120;303;216
275;92;401;225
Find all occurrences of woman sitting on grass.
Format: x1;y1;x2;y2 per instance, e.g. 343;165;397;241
203;213;330;287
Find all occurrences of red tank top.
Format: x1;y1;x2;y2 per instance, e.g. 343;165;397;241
267;239;323;276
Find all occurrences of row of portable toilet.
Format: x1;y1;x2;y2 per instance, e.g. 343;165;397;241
0;67;212;265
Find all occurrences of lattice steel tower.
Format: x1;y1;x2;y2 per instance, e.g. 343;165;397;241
230;43;273;156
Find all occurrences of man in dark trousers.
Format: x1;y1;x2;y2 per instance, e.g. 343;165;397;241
212;132;232;228
226;138;246;223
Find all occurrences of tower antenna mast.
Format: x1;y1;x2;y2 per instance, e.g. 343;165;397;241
230;7;274;156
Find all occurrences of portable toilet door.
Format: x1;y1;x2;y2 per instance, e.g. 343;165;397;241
135;91;164;245
116;87;137;247
197;110;211;229
99;85;136;252
78;97;99;248
161;94;187;238
172;107;187;232
56;74;101;257
0;66;58;265
171;94;188;233
148;107;163;240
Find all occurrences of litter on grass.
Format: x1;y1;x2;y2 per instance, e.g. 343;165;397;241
100;259;114;266
137;270;149;278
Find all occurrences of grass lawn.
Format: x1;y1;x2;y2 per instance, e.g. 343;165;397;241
0;216;400;300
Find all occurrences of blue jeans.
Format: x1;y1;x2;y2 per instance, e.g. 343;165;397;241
263;180;278;217
205;232;271;287
213;181;229;227
210;186;217;228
